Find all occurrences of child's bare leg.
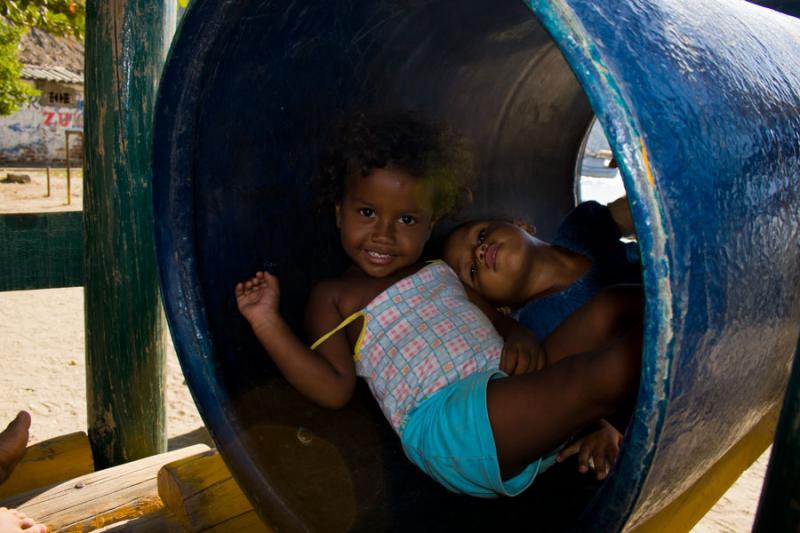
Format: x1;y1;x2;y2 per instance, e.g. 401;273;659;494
0;507;47;532
543;285;643;366
0;411;30;484
487;326;642;479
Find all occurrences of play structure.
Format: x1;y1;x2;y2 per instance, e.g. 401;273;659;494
151;0;800;531
1;0;799;531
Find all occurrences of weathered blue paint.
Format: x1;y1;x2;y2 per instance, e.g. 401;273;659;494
525;2;800;528
153;0;800;530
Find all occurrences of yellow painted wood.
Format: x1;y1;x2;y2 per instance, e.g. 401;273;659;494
0;432;94;499
204;509;268;533
628;406;778;533
158;448;270;532
92;508;184;532
0;444;209;533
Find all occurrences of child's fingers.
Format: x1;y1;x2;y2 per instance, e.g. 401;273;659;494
556;440;580;463
514;350;531;375
578;445;594;473
500;347;511;376
602;454;615;478
534;348;547;372
595;458;609;480
261;270;279;282
260;271;281;290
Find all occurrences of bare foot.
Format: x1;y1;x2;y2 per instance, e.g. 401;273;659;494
0;412;31;484
0;507;47;532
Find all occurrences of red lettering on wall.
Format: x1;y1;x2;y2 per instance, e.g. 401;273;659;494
58;113;71;127
43;111;55;126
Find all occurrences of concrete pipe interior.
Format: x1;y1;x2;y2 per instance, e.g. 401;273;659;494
153;1;800;531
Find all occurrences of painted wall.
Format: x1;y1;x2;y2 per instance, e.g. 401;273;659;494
0;81;84;166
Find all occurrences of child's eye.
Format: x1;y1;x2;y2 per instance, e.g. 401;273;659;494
359;208;375;218
477;228;487;243
399;215;416;225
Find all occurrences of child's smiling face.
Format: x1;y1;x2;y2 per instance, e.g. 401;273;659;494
443;220;535;305
336;165;436;278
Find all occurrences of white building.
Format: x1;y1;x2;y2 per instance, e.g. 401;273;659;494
0;28;84;166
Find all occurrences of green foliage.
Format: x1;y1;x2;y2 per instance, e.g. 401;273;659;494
1;1;85;40
0;22;37;115
0;0;85;116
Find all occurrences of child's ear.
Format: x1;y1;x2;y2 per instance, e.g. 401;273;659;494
513;218;536;235
335;202;342;228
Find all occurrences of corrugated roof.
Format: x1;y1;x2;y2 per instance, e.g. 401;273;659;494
19;27;84;74
20;65;83;84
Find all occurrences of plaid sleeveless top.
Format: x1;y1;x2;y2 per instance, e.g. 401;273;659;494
312;262;502;433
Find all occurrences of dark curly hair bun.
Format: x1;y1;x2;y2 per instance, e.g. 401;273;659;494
318;110;475;219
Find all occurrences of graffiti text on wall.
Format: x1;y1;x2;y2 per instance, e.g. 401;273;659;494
42;110;83;129
36;99;84;130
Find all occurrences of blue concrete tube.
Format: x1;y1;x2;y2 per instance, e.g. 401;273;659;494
152;1;800;530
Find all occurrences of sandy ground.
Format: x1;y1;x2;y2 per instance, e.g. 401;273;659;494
0;168;769;531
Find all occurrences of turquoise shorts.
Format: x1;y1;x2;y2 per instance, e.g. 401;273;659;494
400;369;560;498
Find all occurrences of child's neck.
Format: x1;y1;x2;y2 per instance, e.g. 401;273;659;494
526;245;591;300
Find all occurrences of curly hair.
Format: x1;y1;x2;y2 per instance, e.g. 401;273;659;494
317;110;475;219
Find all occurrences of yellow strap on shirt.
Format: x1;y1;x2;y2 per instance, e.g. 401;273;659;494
310;310;368;361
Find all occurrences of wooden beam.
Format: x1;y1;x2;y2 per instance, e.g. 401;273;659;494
0;432;93;499
0;444;209;533
158;448;270;532
93;508;183;532
0;212;82;292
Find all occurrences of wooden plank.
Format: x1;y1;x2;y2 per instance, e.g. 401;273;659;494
158;449;270;532
0;432;93;499
0;444;209;533
92;508;184;532
0;212;83;292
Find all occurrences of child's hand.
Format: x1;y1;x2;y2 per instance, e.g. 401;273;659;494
608;195;635;238
500;328;546;375
556;419;622;480
235;271;281;327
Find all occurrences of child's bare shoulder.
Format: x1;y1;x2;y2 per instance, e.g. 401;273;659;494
307;270;398;328
306;274;365;315
307;276;347;311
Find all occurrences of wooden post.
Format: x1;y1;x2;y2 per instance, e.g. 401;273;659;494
45;166;50;197
84;1;176;468
65;131;71;206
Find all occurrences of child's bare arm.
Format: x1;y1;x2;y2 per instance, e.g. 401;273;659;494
236;273;356;409
464;285;546;374
543;285;643;365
